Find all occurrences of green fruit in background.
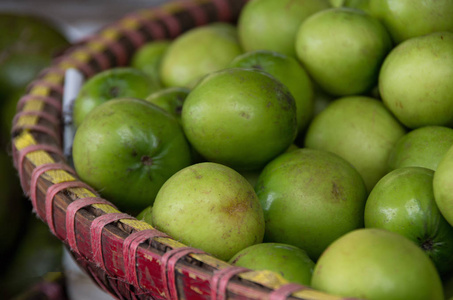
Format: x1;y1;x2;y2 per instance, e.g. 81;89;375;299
72;98;192;213
368;0;453;44
433;145;453;227
0;13;69;98
145;86;190;122
229;50;314;134
137;205;153;226
379;32;453;129
255;148;367;260
130;40;171;88
311;228;444;300
365;167;453;274
181;68;297;171
237;0;330;57
152;162;265;261
388;126;453;171
229;243;315;286
305;96;406;193
160;23;242;88
295;7;393;96
72;67;160;128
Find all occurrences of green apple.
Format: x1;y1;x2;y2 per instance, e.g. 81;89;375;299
229;243;315;286
130;39;171;88
365;167;453;274
137;205;153;226
159;23;242;88
237;0;330;57
152;162;265;261
368;0;453;44
311;228;444;300
229;50;314;134
295;7;393;96
388;126;453;171
379;32;453;129
433;144;453;227
181;68;297;171
73;67;160;128
144;86;190;122
72;98;192;212
255;148;367;260
304;96;406;192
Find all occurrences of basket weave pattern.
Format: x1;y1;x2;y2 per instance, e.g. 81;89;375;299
10;0;354;299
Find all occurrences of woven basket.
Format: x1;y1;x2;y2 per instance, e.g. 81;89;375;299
10;0;356;299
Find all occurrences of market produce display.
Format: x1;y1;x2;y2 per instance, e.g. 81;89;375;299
8;0;453;299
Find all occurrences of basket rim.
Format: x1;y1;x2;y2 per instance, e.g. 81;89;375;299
10;0;354;299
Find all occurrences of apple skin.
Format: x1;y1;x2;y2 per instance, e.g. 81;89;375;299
433;144;453;228
388;126;453;172
311;228;444;300
73;67;160;128
368;0;453;44
365;167;453;274
72;98;192;213
145;87;190;122
159;23;242;88
181;67;297;172
151;162;265;261
295;7;392;96
379;32;453;129
237;0;330;57
305;96;406;193
255;148;367;260
229;50;314;134
130;39;171;88
229;243;315;286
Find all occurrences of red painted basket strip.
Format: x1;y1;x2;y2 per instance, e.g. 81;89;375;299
212;0;232;21
268;283;307;300
13;110;60;127
211;266;248;300
46;180;99;237
17;144;64;194
26;79;64;95
153;7;181;38
123;229;170;288
180;1;209;25
90;213;134;271
161;247;206;300
30;162;76;215
17;94;62;112
66;197;113;255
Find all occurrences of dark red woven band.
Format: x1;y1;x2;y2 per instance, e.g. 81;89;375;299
123;229;170;288
120;28;147;49
46;180;99;237
269;283;307;300
36;66;67;79
180;0;209;25
213;0;233;21
16;144;65;192
12;110;61;127
92;35;129;66
128;13;166;40
30;162;77;214
90;213;135;271
210;266;249;300
66;197;114;255
12;124;62;146
161;247;206;300
26;79;64;95
152;7;181;39
57;56;97;78
17;94;62;112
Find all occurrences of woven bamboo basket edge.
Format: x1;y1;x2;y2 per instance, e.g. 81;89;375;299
9;0;356;299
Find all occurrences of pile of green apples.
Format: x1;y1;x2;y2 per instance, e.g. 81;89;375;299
71;0;453;299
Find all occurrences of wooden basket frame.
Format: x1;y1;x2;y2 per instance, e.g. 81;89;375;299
10;0;354;299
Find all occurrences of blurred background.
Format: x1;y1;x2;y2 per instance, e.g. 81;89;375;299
0;1;171;299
